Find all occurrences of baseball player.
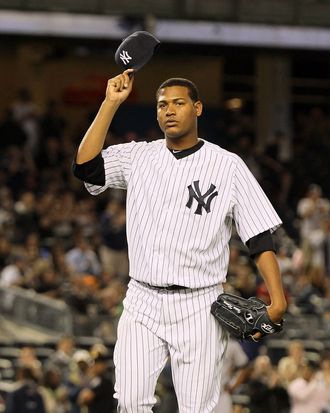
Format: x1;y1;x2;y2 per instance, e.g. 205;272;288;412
73;69;287;413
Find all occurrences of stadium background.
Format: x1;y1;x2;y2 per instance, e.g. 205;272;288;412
0;1;330;412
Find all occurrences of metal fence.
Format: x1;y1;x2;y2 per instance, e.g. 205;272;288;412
0;286;73;335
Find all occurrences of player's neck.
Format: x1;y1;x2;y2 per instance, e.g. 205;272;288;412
165;135;199;151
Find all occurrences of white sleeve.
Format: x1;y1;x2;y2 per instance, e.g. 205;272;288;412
85;141;137;195
232;155;282;244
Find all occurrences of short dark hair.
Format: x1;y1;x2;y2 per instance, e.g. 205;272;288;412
156;78;200;102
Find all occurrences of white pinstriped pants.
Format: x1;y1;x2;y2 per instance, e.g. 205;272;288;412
114;279;227;413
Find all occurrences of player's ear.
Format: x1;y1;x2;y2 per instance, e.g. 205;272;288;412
194;101;203;117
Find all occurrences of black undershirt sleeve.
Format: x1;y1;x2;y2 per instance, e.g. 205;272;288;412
246;230;276;259
72;153;105;186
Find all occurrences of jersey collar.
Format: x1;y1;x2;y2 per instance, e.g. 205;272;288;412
167;140;204;159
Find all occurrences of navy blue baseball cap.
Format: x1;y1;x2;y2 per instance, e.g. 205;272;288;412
115;31;160;72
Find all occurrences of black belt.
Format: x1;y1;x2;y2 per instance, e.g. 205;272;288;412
139;282;189;291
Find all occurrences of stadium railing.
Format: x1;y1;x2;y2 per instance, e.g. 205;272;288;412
0;286;73;336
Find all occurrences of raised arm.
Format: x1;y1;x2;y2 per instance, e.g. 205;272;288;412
76;69;134;164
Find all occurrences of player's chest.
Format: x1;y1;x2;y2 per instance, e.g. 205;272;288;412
131;157;232;217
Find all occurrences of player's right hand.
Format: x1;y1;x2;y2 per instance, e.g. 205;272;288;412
105;69;134;104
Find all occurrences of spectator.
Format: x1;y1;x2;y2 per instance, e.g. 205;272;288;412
33;266;62;298
64;273;96;314
246;355;290;413
51;191;76;246
65;350;93;413
3;146;34;198
0;254;27;287
245;355;274;412
77;351;116;413
277;246;294;279
294;268;326;314
11;88;40;156
96;283;125;317
46;336;75;381
65;235;101;277
36;190;59;244
99;199;128;281
16;347;42;380
277;357;299;387
0;235;13;269
39;366;69;413
35;136;66;173
13;191;39;244
231;261;257;299
0;108;27;149
50;243;73;279
288;359;328;413
4;366;46;413
23;232;49;263
297;184;330;270
0;187;14;230
73;198;98;239
39;99;66;141
214;338;250;413
278;340;307;375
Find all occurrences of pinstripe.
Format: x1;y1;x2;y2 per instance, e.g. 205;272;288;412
114;284;169;412
161;285;225;412
83;138;281;412
177;149;210;283
159;152;198;284
184;289;196;407
86;139;281;287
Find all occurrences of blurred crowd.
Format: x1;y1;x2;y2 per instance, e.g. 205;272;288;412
0;88;330;412
223;339;330;413
1;337;116;413
2;334;330;412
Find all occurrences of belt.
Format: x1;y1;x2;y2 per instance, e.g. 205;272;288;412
139;282;189;291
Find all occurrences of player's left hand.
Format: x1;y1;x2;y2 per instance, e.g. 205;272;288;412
211;293;285;342
250;304;285;342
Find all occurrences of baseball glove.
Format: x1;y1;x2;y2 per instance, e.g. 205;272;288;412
211;293;283;341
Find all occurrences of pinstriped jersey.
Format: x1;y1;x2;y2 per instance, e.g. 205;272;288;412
85;139;282;288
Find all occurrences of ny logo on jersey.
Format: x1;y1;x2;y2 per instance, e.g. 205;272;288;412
186;180;218;215
119;50;132;65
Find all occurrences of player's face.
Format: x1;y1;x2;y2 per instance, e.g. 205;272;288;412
156;86;202;140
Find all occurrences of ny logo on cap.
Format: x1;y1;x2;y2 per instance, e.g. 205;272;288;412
186;180;218;215
119;50;132;65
